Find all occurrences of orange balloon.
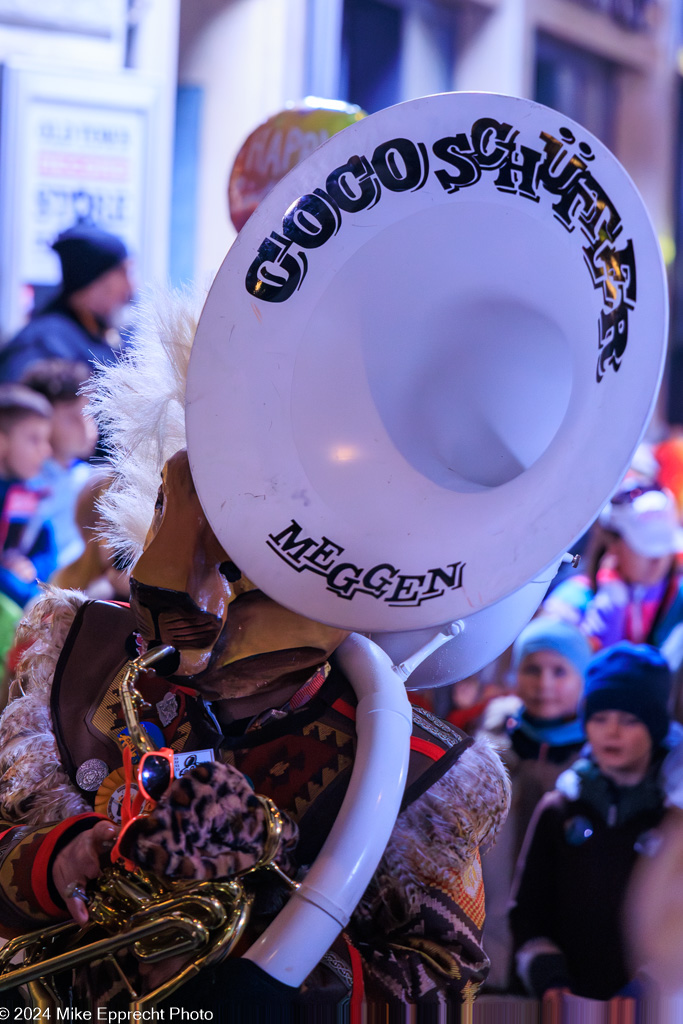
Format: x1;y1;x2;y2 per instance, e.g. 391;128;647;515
655;437;683;514
228;98;365;232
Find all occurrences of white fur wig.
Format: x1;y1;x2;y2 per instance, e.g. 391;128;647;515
84;285;207;568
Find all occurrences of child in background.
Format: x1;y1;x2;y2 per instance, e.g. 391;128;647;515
446;674;507;733
0;384;55;608
479;618;591;990
21;359;97;568
51;470;130;600
544;484;683;651
1;471;130;711
509;642;677;1001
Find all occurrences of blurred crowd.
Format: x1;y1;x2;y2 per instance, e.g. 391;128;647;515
0;221;133;709
412;436;683;1006
2;216;683;1010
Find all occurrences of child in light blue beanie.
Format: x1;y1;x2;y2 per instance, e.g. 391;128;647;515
478;618;591;991
509;618;592;749
511;617;592;676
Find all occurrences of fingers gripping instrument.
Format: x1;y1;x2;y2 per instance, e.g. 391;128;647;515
0;646;295;1011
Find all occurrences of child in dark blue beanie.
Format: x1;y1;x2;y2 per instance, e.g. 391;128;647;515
509;641;676;1002
582;642;671;754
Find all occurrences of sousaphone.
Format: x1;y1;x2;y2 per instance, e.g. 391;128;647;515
185;91;667;984
189;89;666;649
0;92;668;1001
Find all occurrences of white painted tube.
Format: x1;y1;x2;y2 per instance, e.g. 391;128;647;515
243;632;412;986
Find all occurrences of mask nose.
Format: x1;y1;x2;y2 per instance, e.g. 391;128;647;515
130;577;223;649
130;577;206;617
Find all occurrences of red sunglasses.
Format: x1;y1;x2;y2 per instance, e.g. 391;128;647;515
137;748;175;805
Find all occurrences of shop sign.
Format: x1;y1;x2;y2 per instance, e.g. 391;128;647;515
20;99;145;285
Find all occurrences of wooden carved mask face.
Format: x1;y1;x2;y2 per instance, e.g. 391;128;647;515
129;450;348;699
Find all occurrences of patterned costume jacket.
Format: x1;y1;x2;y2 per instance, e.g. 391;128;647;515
0;592;509;1008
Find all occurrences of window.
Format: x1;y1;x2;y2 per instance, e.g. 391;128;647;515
340;0;457;114
562;0;654;32
667;81;683;422
535;33;617;149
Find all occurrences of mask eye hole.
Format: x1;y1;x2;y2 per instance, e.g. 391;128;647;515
219;560;242;583
154;486;164;514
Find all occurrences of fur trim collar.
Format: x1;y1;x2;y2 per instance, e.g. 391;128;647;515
0;587;91;824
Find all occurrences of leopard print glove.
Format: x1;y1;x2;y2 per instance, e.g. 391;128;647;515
119;760;299;881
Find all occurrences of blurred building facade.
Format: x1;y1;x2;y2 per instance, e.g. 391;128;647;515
0;0;682;415
176;0;679;281
0;0;179;335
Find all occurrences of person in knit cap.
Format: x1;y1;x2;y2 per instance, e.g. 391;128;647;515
0;223;133;382
478;617;592;991
509;641;678;1002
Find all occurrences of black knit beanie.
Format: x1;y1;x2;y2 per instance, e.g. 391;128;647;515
52;224;128;296
582;641;672;747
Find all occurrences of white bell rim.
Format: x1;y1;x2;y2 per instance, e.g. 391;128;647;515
370;560;560;690
186;91;667;632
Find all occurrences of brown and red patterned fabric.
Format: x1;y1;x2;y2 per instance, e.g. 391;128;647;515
0;595;509;1007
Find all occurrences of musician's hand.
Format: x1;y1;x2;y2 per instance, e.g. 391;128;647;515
52;820;118;926
120;761;298;881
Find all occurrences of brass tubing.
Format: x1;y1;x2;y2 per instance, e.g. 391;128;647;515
0;919;77;965
119;646;176;753
0;645;294;1010
0;914;208;993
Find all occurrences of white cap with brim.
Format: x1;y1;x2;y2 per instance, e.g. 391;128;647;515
600;488;683;558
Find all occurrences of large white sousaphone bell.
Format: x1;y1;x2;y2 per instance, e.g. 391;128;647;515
185;93;668;984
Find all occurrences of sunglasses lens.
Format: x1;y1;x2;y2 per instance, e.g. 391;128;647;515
140;754;172;801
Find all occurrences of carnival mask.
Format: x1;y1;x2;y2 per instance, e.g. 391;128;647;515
129;450;348;699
